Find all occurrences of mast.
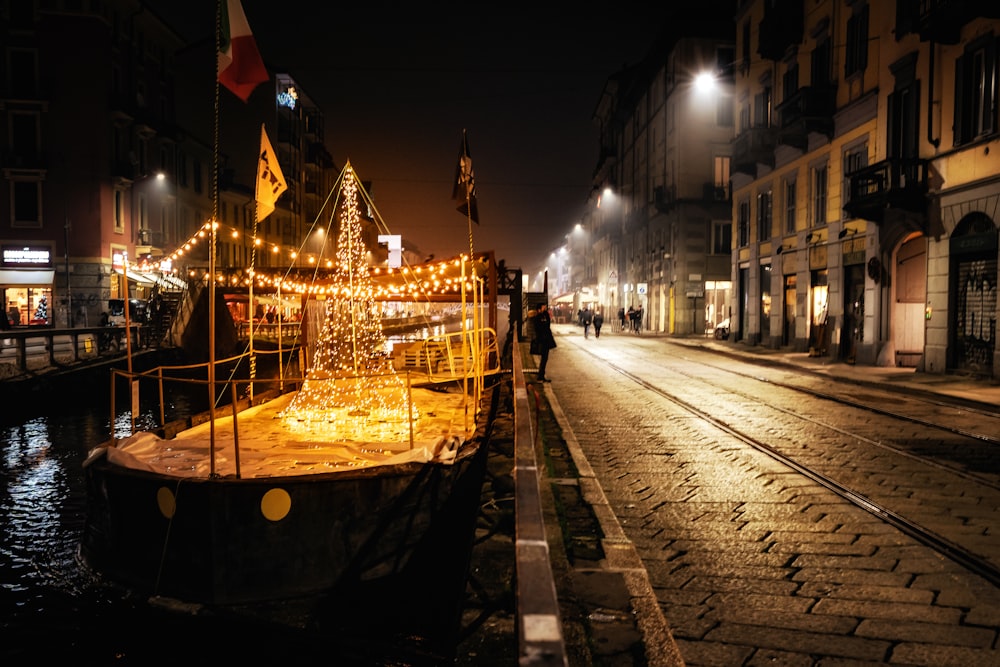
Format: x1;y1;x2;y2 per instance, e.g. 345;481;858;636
208;0;223;474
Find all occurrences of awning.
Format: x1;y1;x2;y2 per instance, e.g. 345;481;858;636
124;270;156;285
0;269;55;286
552;293;576;304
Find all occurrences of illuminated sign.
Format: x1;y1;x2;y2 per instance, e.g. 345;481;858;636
1;245;52;268
277;86;298;110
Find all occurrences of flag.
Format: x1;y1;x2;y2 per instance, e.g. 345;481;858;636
256;126;287;222
452;129;479;224
218;0;269;102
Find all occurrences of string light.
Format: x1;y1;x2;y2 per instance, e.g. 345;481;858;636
280;166;416;431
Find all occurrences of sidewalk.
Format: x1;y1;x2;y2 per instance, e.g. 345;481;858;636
674;334;1000;413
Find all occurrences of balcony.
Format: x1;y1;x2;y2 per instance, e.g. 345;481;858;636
136;228;165;257
732;126;778;175
758;0;804;61
914;0;1000;44
775;86;836;149
843;158;929;224
702;182;730;202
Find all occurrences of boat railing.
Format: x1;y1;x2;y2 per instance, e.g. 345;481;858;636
392;327;500;381
235;320;301;342
105;327;500;473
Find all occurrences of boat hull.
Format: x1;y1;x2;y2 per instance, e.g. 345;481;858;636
79;430;489;606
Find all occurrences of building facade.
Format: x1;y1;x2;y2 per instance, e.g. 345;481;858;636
0;0;339;331
732;0;1000;378
588;10;736;335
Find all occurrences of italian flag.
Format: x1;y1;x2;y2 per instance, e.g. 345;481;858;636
218;0;269;102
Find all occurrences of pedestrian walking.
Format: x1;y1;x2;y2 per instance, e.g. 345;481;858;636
618;307;626;332
632;305;643;334
593;309;604;338
582;307;592;339
530;303;557;382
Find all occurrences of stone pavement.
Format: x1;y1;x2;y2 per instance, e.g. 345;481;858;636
464;327;998;666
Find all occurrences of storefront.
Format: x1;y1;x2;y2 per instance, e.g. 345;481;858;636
1;243;55;327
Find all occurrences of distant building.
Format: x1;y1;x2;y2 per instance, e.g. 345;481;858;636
588;7;736;335
0;0;340;330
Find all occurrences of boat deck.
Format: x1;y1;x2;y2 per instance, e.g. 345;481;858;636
102;387;481;479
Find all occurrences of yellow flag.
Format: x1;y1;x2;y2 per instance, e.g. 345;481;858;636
256;125;287;222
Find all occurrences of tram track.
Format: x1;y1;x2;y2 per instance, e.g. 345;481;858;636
571;337;1000;590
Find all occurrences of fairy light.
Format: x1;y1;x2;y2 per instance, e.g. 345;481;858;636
281;166;416;432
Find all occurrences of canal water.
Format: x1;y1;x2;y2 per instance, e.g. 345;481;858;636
0;366;482;666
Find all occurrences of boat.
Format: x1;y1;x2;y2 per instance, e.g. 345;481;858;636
79;2;506;611
79;152;502;607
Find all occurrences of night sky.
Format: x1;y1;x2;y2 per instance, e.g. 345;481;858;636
149;1;679;272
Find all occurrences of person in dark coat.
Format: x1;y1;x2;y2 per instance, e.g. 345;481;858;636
593;309;604;338
531;303;557;382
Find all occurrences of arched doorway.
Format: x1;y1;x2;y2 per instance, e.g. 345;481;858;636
891;234;927;368
950;212;998;375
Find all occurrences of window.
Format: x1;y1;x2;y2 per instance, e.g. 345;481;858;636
717;93;734;126
757;190;772;242
8;48;38;97
739;97;751;132
843;143;868;215
737;199;750;247
782;62;799;103
954;35;999;145
193;159;202;194
754;84;771;127
178;153;188;188
811;36;832;88
784;178;797;234
845;4;869;77
812;165;828;226
11;179;42;228
714;156;731;199
741;21;751;73
10;112;40;167
114;189;125;233
712;219;732;255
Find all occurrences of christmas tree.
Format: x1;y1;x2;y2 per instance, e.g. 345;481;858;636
34;297;48;322
281;165;416;430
